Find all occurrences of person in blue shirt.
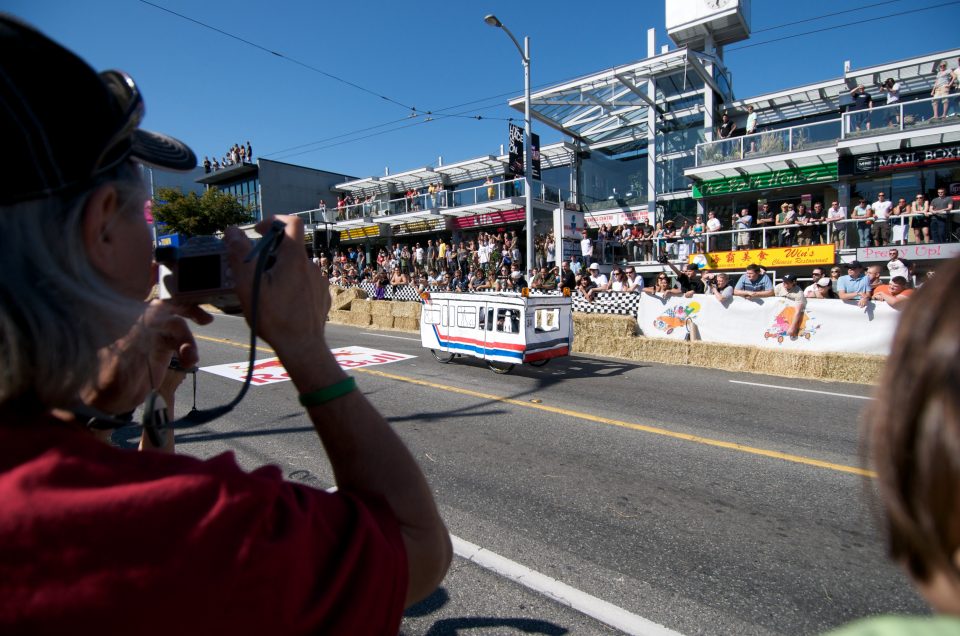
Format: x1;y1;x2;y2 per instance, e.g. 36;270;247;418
733;264;774;299
837;261;871;303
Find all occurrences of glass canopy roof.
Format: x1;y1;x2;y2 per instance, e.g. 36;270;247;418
508;48;728;151
334;142;577;197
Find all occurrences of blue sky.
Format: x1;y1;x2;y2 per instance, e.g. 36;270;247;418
9;1;960;179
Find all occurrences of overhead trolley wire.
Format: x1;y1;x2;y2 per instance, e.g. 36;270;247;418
728;1;960;52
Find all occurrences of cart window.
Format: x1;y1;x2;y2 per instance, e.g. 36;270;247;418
457;307;476;329
478;307;485;329
496;308;519;333
422;307;441;325
486;308;495;331
534;308;560;332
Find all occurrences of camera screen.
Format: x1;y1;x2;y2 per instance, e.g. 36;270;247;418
178;255;222;292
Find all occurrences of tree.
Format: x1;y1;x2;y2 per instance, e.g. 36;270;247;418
152;187;253;237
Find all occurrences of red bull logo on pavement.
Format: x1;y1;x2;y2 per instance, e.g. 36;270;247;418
202;347;416;385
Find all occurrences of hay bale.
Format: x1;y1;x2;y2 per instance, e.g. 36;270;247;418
350;299;373;316
573;313;637;338
393;317;420;332
371;314;395;329
391;302;422;319
341;311;372;327
369;301;394;318
331;287;367;311
328;309;354;324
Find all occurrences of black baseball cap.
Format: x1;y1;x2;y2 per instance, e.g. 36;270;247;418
0;14;196;205
782;273;798;282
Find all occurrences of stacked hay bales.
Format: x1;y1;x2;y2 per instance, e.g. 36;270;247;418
391;301;421;332
571;313;885;383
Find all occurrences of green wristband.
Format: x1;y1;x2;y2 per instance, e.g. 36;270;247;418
298;377;357;407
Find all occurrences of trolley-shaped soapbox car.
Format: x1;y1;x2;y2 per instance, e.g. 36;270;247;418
419;291;573;374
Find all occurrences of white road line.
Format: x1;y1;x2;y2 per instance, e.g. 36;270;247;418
325;493;682;632
452;535;686;636
361;332;420;341
728;380;872;400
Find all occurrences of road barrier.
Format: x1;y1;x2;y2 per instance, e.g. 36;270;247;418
327;286;886;383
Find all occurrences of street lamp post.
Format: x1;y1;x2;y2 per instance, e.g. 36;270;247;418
484;14;534;274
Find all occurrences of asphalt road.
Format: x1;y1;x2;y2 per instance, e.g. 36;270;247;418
134;315;927;635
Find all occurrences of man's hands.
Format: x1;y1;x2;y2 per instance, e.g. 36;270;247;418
224;216;343;392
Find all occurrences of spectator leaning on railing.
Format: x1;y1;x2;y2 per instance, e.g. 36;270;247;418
774;274;807;336
871;192;893;247
827;201;847;249
837;261;871;304
734;264;774;299
929;187;953;245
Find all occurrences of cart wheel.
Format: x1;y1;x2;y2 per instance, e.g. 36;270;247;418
431;349;455;363
804;333;811;340
777;336;784;343
528;358;549;367
487;361;515;374
666;328;674;335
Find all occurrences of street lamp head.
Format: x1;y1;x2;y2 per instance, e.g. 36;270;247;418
483;14;502;28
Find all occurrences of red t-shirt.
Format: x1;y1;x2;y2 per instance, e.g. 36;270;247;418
0;418;407;635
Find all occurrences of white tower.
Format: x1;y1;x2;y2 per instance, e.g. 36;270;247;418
665;0;751;55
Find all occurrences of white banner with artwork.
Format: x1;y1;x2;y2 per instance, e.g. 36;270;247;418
637;294;899;355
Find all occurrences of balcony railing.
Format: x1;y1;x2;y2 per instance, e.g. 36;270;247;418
695;119;842;167
293;177;578;226
842;94;960;139
592;212;959;265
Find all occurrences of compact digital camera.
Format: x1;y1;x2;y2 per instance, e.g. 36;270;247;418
156;236;241;312
657;252;670;264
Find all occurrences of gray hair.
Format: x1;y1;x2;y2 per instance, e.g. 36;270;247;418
0;161;148;410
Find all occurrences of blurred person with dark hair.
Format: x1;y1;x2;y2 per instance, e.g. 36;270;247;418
0;15;449;634
823;257;960;635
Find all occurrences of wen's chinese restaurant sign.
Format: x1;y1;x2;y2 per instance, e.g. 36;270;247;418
690;245;836;270
692;163;837;198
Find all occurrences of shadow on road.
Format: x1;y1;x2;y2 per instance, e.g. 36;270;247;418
402;587;568;635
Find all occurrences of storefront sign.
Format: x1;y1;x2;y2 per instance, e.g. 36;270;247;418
854;243;960;262
584;208;650;228
392;218;446;236
690;245;836;270
341;226;380;240
453;208;525;229
841;144;960;176
693;163;837;198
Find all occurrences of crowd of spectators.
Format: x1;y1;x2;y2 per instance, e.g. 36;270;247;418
599;191;955;259
202;141;253;173
315;230;538;294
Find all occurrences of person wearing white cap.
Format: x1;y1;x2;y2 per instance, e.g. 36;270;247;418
588;262;608;287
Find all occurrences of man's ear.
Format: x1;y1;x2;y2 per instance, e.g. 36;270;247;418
81;183;120;276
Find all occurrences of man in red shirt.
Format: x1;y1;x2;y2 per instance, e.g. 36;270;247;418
0;14;450;634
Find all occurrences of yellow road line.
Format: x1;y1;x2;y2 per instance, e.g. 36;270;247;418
195;334;875;478
197;334;276;354
356;368;875;478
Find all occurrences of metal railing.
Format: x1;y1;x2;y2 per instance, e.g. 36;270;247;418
292;177;578;226
842;94;960;139
695;119;842;167
587;211;959;265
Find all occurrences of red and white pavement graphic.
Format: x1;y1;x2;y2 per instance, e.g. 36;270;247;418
201;347;416;385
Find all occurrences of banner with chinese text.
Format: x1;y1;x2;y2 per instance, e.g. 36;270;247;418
690;245;835;270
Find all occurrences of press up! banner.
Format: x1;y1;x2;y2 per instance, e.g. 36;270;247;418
637;294;898;355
